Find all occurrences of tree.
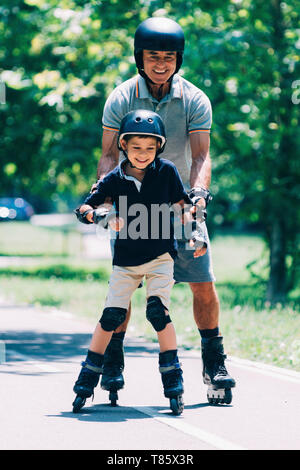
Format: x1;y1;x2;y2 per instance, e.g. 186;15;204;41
165;0;300;303
1;0;299;303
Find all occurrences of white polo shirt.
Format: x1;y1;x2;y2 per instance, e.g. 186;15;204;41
102;73;212;186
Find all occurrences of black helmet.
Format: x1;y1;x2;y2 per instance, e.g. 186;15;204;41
134;17;185;77
118;110;166;155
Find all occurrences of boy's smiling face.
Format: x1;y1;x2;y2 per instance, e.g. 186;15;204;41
120;135;160;170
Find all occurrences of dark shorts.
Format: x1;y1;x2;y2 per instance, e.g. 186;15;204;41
173;222;216;283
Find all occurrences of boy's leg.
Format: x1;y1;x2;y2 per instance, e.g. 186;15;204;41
73;349;104;399
100;265;143;391
73;308;127;409
73;266;140;410
145;252;176;351
145;254;184;414
89;324;116;355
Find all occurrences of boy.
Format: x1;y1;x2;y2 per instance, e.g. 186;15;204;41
72;110;207;415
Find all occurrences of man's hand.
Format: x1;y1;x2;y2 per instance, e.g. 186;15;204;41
189;197;207;223
189;220;207;258
189;238;207;258
176;198;206;225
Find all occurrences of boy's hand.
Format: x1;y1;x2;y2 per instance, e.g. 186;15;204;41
108;216;124;232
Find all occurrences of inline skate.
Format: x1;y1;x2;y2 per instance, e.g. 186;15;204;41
201;336;235;405
72;358;103;413
159;350;184;415
100;333;125;406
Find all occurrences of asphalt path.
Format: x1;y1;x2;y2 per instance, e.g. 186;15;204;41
1;303;300;451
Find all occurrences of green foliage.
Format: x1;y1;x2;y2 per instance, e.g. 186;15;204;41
0;1;299;297
0;263;110;280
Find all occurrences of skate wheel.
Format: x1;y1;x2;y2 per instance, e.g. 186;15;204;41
72;396;86;413
109;391;118;407
207;387;232;405
207;394;220;405
170;396;184;416
223;388;232;404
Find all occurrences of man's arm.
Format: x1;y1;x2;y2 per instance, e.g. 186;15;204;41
96;130;120;181
189;132;211;190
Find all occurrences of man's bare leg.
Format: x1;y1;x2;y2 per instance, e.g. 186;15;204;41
189;281;219;330
189;281;235;404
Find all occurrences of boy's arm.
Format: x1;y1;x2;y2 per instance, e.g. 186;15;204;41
75;178;114;226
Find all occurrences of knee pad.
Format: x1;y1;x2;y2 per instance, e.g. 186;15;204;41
99;307;127;332
146;296;171;332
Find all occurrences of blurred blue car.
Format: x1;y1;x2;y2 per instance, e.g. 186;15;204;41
0;197;34;221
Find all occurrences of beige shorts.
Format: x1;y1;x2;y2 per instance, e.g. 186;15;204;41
104;252;174;311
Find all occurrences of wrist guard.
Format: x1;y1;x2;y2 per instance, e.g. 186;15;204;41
92;206;118;229
74;208;93;224
190;221;208;250
188;187;212;207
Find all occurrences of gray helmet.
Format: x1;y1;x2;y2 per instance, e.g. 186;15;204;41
134;17;185;79
118;110;166;155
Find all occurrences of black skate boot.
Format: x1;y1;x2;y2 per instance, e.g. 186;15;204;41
100;333;125;406
201;336;235;405
159;350;184;415
72;355;104;413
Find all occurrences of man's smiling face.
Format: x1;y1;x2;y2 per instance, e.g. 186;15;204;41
142;50;177;84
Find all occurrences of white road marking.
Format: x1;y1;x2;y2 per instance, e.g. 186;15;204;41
134;406;246;450
229;356;300;384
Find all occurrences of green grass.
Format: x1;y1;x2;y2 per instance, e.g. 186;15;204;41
0;222;299;370
0;221;81;256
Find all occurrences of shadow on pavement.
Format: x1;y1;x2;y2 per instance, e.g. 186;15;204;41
1;329;163;370
48;401;210;424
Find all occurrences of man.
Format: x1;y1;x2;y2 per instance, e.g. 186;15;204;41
95;17;235;404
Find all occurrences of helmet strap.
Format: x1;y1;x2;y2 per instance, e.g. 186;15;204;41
129;161;147;172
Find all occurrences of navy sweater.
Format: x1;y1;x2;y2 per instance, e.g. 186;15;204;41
84;158;190;266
